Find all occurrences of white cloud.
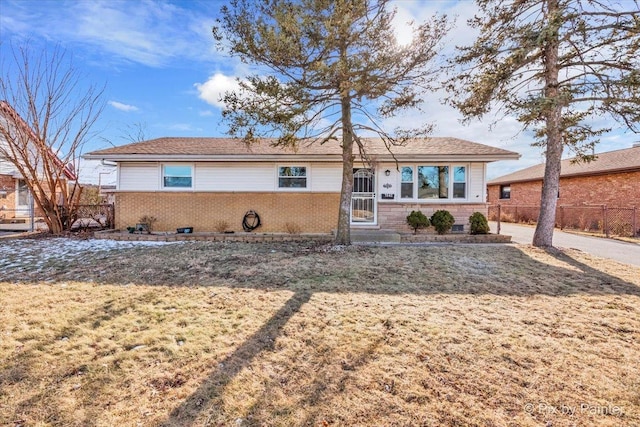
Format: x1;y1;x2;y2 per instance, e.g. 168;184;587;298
108;101;139;112
1;0;223;68
194;73;241;108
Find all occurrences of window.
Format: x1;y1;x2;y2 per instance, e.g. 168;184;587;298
500;184;511;199
278;166;307;188
163;165;192;188
453;166;466;199
401;166;413;198
417;166;449;199
17;179;29;205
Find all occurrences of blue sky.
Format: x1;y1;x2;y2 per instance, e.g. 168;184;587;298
1;0;637;184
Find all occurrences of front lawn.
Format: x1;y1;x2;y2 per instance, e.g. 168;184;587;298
1;239;638;426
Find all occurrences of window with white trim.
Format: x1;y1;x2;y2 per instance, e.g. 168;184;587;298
453;166;466;199
395;164;469;201
278;166;307;188
418;166;449;199
401;166;413;199
162;165;192;188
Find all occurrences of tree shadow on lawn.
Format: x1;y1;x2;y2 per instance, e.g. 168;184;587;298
149;243;640;426
3;242;640;426
162;290;312;426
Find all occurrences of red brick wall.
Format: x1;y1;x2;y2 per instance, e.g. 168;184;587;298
0;175;16;217
488;170;640;207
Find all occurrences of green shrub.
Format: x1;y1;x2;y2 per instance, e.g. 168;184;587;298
430;210;455;235
406;210;430;234
469;212;490;234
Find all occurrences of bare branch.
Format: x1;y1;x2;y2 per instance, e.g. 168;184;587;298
0;42;105;234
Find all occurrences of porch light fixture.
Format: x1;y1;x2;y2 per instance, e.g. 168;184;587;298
385;169;391;176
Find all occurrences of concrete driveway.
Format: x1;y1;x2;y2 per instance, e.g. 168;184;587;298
491;222;640;267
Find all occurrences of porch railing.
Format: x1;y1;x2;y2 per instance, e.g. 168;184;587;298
0;204;115;232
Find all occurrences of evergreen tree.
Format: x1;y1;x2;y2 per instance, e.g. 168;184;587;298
447;0;639;247
215;0;448;244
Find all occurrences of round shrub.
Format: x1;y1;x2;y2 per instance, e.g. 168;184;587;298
406;210;430;234
469;211;490;234
430;210;455;235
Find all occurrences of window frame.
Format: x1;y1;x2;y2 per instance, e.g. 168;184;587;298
499;184;511;200
161;164;194;190
452;165;467;199
392;164;469;202
400;166;414;199
276;164;309;190
417;165;449;200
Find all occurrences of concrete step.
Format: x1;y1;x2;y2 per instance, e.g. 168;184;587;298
350;229;401;243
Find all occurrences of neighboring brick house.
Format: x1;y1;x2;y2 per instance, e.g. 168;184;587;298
0;101;77;230
487;145;640;208
84;137;519;233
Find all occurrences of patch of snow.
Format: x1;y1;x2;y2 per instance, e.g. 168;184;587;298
0;238;181;271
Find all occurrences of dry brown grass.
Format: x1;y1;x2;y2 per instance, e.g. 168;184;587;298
1;240;639;427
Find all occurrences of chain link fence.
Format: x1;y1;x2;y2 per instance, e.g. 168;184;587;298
0;207;43;231
488;204;639;238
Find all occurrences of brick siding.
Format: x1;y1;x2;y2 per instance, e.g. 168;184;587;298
377;202;488;233
488;170;640;207
0;175;16;216
115;192;340;233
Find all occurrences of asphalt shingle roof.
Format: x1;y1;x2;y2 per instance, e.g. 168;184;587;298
488;145;640;185
85;137;519;160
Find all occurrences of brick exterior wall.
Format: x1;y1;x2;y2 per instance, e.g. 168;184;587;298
488;170;640;207
377;202;488;233
115;192;341;233
0;174;16;217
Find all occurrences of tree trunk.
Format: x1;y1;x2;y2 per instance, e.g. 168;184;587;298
44;208;65;234
533;137;562;247
335;96;354;245
438;166;447;198
533;0;562;248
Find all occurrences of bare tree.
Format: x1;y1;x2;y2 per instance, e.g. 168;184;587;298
447;0;640;247
100;121;148;147
0;43;105;234
215;0;449;244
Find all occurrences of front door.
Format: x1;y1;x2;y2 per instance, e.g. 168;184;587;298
351;168;376;224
